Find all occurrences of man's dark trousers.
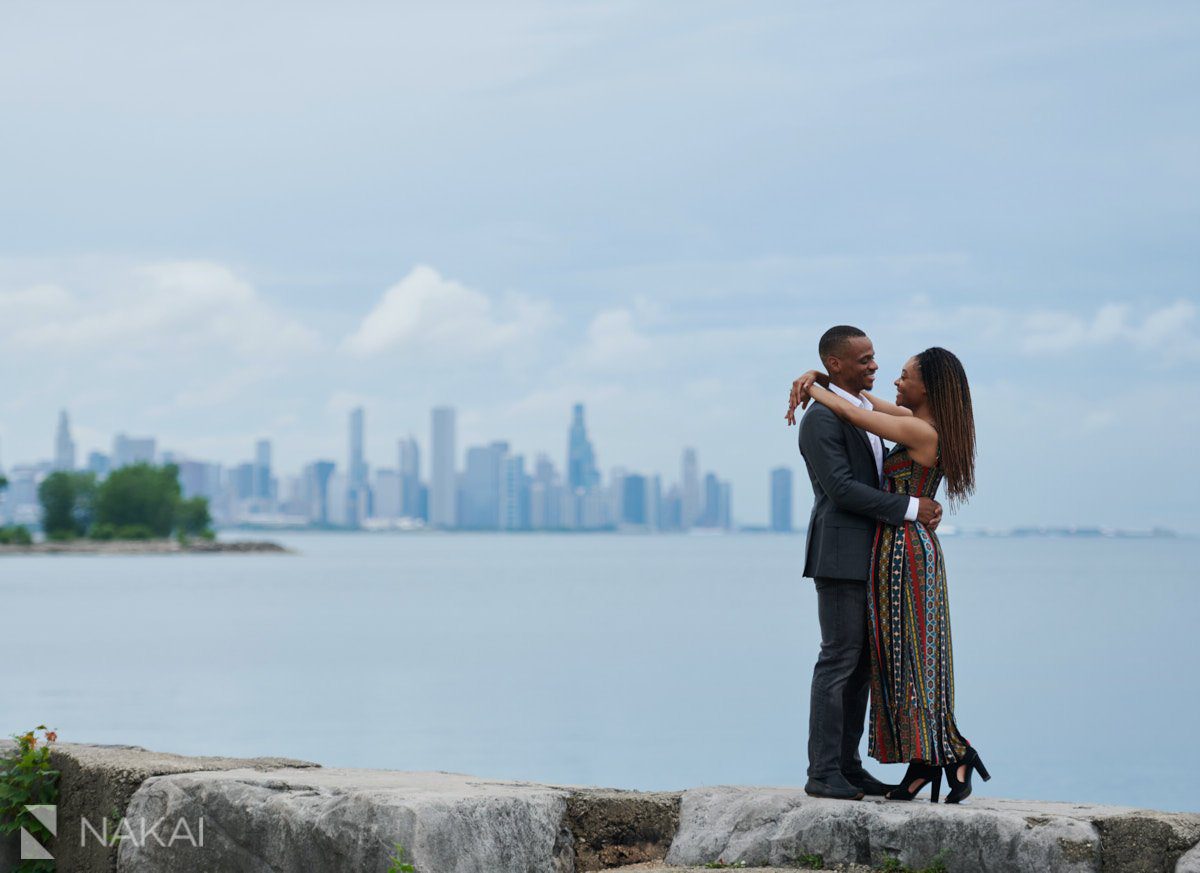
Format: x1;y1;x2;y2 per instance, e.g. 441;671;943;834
807;576;871;780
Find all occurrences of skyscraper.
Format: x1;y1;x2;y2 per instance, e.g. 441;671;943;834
430;406;456;528
681;448;699;529
111;434;156;469
621;474;647;527
254;439;272;500
461;443;506;529
86;451;110;478
717;481;732;531
303;460;336;525
567;403;599;492
499;453;527;531
398;436;421;518
371;468;402;519
53;410;76;471
701;471;720;527
347;407;367;527
770;467;793;532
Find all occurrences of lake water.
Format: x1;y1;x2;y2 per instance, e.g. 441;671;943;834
2;532;1195;812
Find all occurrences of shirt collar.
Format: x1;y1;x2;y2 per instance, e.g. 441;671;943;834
828;382;873;410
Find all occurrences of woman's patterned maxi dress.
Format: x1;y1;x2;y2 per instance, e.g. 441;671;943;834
867;444;970;765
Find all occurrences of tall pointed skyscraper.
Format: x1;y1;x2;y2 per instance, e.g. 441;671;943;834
54;410;76;471
566;403;598;492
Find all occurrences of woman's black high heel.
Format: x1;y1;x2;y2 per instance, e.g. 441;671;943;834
884;762;942;802
943;747;990;804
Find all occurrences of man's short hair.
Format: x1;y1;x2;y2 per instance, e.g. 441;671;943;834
818;325;867;362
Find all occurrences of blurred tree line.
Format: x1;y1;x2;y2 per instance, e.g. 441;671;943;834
34;463;212;541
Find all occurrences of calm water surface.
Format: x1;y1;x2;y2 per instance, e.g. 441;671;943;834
2;533;1194;811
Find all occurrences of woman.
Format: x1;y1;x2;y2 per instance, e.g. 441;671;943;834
791;347;988;803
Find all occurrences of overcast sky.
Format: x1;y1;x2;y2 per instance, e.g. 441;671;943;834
1;1;1197;530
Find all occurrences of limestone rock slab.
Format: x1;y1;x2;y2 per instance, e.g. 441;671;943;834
50;742;318;873
666;787;1113;873
117;768;574;873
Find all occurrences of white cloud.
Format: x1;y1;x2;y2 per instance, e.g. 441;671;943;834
342;265;553;360
577;308;657;372
3;261;320;359
887;297;1200;363
0;283;75;313
1020;299;1199;359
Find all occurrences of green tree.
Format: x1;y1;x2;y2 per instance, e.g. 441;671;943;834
93;463;181;538
175;496;212;536
37;471;97;540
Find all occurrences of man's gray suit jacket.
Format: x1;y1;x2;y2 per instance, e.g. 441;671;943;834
798;403;910;582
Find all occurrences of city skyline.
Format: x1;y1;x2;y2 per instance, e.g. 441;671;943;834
0;402;742;533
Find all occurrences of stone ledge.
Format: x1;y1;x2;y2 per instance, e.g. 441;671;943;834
0;741;318;873
2;743;1198;873
665;785;1200;873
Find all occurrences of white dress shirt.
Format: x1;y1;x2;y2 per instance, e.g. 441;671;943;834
827;383;920;523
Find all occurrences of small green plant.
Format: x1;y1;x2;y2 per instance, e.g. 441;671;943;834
795;853;826;869
387;842;416;872
876;850;950;873
0;726;61;873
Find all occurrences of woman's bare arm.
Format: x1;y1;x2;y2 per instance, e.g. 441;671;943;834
861;391;914;417
807;384;937;453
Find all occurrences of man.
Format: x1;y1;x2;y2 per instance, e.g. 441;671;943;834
787;325;942;800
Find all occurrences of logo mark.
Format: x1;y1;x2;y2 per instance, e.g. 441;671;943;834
21;804;56;861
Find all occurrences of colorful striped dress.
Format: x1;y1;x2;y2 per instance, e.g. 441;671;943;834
867;444;970;766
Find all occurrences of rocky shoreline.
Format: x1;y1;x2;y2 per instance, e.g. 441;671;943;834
0;742;1196;872
0;538;289;555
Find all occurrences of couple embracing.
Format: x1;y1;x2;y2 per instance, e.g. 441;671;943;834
785;325;990;804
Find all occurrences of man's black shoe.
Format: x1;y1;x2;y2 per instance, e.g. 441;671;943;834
804;774;864;800
844;769;898;796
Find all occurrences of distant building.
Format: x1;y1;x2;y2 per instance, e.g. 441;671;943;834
303;461;336;525
86;451;110;478
372;468;402;519
717;481;732;531
607;466;626;526
398;436;421;518
460;442;508;529
681;448;699;529
54;410;76;471
621;474;647;527
770;467;793;532
659;484;682;531
567;403;599;491
500;453;528;531
178;460;222;503
112;434;156;469
430;407;457;528
529;454;563;530
649;474;662;532
254;439;273;501
326;471;349;527
231;462;256;500
699;472;715;526
347;408;367;527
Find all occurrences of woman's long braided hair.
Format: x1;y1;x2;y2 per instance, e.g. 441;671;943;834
916;347;976;509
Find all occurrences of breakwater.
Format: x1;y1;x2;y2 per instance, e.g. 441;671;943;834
0;743;1197;872
0;539;287;555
